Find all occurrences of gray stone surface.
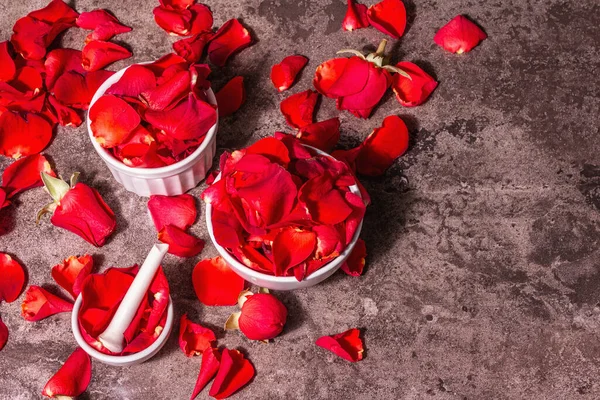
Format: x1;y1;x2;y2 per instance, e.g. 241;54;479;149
1;0;600;399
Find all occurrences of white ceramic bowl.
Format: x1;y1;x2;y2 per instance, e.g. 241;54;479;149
205;146;364;291
71;295;174;367
86;62;218;197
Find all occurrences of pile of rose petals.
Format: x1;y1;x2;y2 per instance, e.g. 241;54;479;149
202;134;367;281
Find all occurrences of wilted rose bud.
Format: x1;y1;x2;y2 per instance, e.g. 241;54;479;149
225;290;287;341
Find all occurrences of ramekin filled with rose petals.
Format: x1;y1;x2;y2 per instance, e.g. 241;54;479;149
71;265;174;366
86;55;218;197
203;134;365;290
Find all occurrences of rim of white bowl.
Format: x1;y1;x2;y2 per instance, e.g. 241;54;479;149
205;145;364;284
86;61;219;178
71;294;174;364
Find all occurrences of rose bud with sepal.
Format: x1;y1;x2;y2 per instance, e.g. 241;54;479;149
225;289;287;341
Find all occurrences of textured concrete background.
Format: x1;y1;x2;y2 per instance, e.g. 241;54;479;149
1;0;600;399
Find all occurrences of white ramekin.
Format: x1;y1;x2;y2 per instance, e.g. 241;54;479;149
205;145;364;291
71;295;174;367
86;62;218;197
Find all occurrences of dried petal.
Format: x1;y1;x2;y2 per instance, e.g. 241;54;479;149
76;10;131;43
21;286;73;322
280;89;318;129
0;253;26;303
1;154;55;198
391;61;438;107
209;349;255;399
51;255;93;299
434;15;487;54
191;348;221;400
179;314;216;357
148;194;197;231
0;42;16;82
158;224;205;257
207;19;252;67
153;6;192;36
192;256;245;306
315;328;364;362
44;48;85;90
42;347;91;398
297;117;341;153
0;111;53;159
238;293;287;340
272;227;317;276
342;0;369;31
89;94;140;148
82;40;132;72
367;0;407;39
215;76;245;118
340;238;366;276
106;65;157;98
355;115;409;176
0;316;7;351
270;55;308;92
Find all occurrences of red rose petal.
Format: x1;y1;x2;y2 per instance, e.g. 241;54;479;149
106;65;157;98
76;10;131;43
0;188;9;210
231;244;274;274
28;0;79;24
81;40;132;72
191;348;221;400
41;347;91;399
208;349;255;399
275;131;313;159
0;253;26;303
53;71;95;110
0;41;16;82
10;66;43;93
192;256;245;306
342;0;370;31
47;95;83;127
314;56;369;98
158;224;205;258
315;328;364;362
215;76;245;118
344;191;366;245
173;32;212;63
340;238;366;276
0;111;53;159
296;117;341;153
0;316;7;351
148;194;197;231
160;0;196;9
44;48;85;90
434;15;487;54
21;286;73;322
367;0;407;39
51;255;93;299
1;154;55;198
246;137;291;167
270;55;308;92
299;175;353;225
146;53;188;76
391;61;438;107
141;69;191;111
189;4;214;35
153;6;192;36
313;57;348;97
336;63;391;119
146;266;170;332
272;227;317;276
89;94;141;148
238;293;288;340
313;225;344;259
179;314;216;357
207;19;252;67
355;115;409;176
280;89;318;129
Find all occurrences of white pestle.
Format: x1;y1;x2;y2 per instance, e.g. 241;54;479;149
98;243;169;353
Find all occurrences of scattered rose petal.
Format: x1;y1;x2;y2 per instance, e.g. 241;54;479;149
355;115;409;176
280;89;318;129
209;349;255;399
192;257;245;306
47;95;83;127
10;66;43;93
158;224;205;258
238;293;287;340
44;48;85;90
191;348;221;400
367;0;407;39
315;328;364;362
82;40;132;72
0;111;53;159
21;286;73;322
76;9;131;43
179;314;216;357
434;15;487;54
188;4;214;35
173;32;212;63
0;253;26;303
0;41;16;82
89;94;140;148
272;227;317;275
148;194;197;231
270;55;308;92
53;70;114;110
215;76;245;118
207;19;252;67
42;347;91;399
161;0;195;9
1;154;55;198
153;6;192;36
342;0;369;31
297;117;341;153
391;61;438;107
0;188;9;210
340;238;366;276
51;255;93;299
0;316;7;351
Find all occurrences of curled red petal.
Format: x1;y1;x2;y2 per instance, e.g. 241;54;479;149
146;266;170;332
209;349;255;399
313;57;348;97
342;0;370;31
315;328;364;362
238;293;288;340
189;4;214;35
192;256;245;306
215;76;245;118
280;89;318;129
76;10;131;43
231;245;273;274
179;314;216;357
296;117;341;153
141;69;191;111
153;6;192;36
317;56;370;99
10;66;43;93
51;255;93;299
191;348;221;400
158;224;205;257
47;95;83;127
148;194;197;231
272;227;317;276
42;347;91;399
90;94;141;148
21;286;73;322
28;0;79;24
340;238;366;276
434;15;487;54
207;19;252;67
336;64;391;119
392;61;438;107
146;53;188;76
313;225;344;259
299;175;353;225
106;65;157;98
44;48;85;90
355;115;409;176
81;40;132;72
1;154;55;198
0;42;16;82
367;0;407;39
270;55;308;92
0;111;53;159
173;33;212;63
0;253;26;303
245;137;291;167
0;316;7;351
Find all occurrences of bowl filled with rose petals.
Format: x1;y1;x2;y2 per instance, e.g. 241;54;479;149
86;55;218;197
202;134;366;290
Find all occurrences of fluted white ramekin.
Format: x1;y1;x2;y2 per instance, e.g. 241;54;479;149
86;62;218;197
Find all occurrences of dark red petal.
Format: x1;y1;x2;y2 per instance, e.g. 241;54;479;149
336;64;391;119
270;55;308;92
158;224;204;258
21;286;73;322
215;76;245;118
315;328;364;362
0;188;9;210
153;6;192;36
179;314;216;357
367;0;407;39
434;15;487;54
207;19;252;67
173;33;212;63
42;347;91;398
1;154;55;198
106;65;157;98
246;137;291;167
0;42;17;82
280;89;318;129
0;111;53;159
0;316;7;351
209;349;255;399
272;228;317;276
51;255;93;299
89;94;141;148
340;238;366;276
0;253;26;303
313;57;348;97
297;117;341;153
355;115;409;176
391;61;438;107
44;48;85;90
77;10;131;43
81;40;132;72
148;194;197;231
342;0;370;31
10;66;43;93
191;348;221;400
189;4;214;35
47;95;83;127
192;257;245;306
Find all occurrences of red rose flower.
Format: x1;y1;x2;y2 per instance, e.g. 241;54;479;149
225;290;288;341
